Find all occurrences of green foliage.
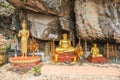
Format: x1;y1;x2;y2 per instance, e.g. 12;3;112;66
6;44;13;52
0;0;15;16
0;43;11;51
32;66;41;73
0;1;14;10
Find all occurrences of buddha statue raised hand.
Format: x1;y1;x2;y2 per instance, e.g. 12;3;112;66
91;43;103;57
55;33;75;54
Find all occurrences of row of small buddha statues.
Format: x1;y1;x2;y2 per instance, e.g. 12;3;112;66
55;33;118;63
55;33;102;58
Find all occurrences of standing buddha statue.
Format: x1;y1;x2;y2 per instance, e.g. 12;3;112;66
18;20;29;57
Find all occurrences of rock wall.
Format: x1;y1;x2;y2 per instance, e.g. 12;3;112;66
1;0;120;42
7;0;71;17
0;0;20;39
4;0;120;42
27;11;58;39
75;0;103;40
6;0;73;40
0;0;120;57
75;0;120;41
0;0;14;16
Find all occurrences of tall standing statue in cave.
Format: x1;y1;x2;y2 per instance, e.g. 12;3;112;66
18;20;29;57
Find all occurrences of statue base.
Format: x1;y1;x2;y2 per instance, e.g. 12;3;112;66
87;56;109;63
9;56;41;69
52;52;76;63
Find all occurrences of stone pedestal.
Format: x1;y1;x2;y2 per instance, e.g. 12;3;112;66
87;56;109;63
52;52;76;63
9;56;41;69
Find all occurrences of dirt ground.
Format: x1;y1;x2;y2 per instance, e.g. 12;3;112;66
0;62;120;80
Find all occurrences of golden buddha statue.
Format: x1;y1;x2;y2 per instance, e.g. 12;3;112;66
55;33;75;53
18;20;29;57
30;38;39;57
91;43;103;57
75;37;83;61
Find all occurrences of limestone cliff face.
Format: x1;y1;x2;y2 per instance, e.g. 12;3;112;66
27;12;58;39
0;0;14;16
75;0;120;40
0;0;20;32
5;0;73;40
75;0;103;40
7;0;71;17
1;0;120;41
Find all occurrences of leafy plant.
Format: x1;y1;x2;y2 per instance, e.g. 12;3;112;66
32;66;41;74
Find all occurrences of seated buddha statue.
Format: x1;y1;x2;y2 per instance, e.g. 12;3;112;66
91;43;103;57
55;33;75;54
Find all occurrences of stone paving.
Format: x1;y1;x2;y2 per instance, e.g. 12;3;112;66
41;63;120;76
0;62;120;80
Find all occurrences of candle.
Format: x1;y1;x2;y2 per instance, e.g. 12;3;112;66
74;56;76;62
55;54;58;62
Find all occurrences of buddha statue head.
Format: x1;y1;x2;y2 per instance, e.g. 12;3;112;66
62;33;68;40
22;20;27;29
93;43;97;48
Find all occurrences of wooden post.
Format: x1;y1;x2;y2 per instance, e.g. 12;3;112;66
50;40;53;53
111;45;115;59
50;39;55;54
72;32;75;47
115;45;117;59
106;42;110;58
76;37;82;61
78;37;81;46
52;39;55;54
84;40;87;54
48;41;51;60
104;44;106;56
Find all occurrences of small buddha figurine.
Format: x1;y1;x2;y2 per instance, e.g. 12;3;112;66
75;37;83;61
30;38;39;57
91;43;103;57
75;46;83;61
55;33;75;53
18;20;29;57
